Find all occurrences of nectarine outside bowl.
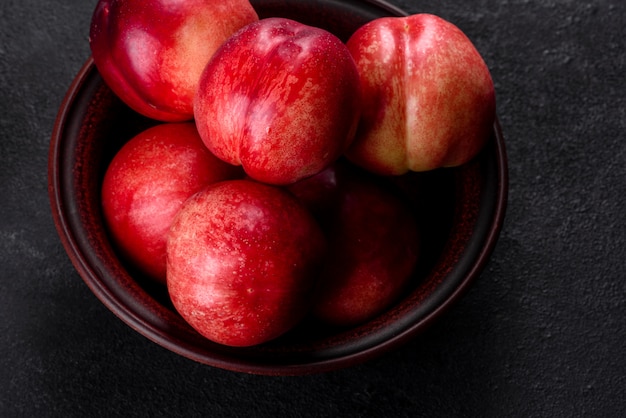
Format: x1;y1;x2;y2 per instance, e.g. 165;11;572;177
48;0;508;375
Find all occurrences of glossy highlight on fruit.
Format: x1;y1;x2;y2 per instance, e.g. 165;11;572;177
194;17;362;185
89;0;258;121
346;13;496;174
101;123;241;283
166;179;326;347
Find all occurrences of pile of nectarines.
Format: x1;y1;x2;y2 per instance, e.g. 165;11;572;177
92;0;495;347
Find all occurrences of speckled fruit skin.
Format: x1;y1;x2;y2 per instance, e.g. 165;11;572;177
89;0;258;122
166;179;326;347
193;17;362;185
101;123;241;283
288;161;420;327
345;13;496;175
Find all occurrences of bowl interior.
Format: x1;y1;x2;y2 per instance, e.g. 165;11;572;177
49;0;507;375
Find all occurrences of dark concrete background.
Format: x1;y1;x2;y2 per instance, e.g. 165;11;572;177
1;0;624;416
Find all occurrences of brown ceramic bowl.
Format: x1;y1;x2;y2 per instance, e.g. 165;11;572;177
48;0;507;375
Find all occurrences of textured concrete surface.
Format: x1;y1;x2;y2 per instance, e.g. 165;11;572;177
1;0;624;416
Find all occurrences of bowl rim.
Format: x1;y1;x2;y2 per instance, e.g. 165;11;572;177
48;0;508;375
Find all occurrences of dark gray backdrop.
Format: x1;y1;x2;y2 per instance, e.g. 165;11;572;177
1;0;624;416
